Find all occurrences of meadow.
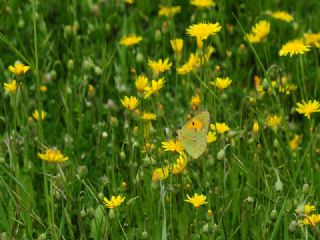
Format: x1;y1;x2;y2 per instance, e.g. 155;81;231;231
1;0;320;239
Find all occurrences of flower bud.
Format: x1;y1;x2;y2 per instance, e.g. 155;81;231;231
217;148;226;160
120;151;126;160
302;183;309;193
108;209;115;219
142;230;148;239
67;59;74;70
270;209;277;220
136;52;144;63
154;29;161;42
275;179;283;192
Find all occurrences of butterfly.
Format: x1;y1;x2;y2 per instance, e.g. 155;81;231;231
177;111;210;159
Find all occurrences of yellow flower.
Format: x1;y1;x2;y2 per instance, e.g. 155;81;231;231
162;140;184;154
289;134;301;151
304;32;320;48
148;58;172;75
141;112;157;120
142;143;155;153
301;214;320;226
152;166;170;182
269;11;293;22
210;77;232;90
253;121;259;135
88;84;95;96
304;204;316;215
3;80;17;93
135;75;149;92
177;53;200;75
210;122;230;134
144;78;165;99
266;115;281;129
190;0;215;8
40;85;47;92
245;20;270;43
186;22;222;40
185;193;208;208
32;110;46;121
158;5;181;17
8;62;30;75
125;0;134;4
279;39;310;57
295;100;320;119
119;35;142;46
190;94;201;110
38;148;68;163
121;96;139;110
172;154;187;175
103;195;125;209
207;131;217;143
170;38;183;55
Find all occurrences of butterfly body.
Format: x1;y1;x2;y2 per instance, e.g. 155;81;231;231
177;111;210;159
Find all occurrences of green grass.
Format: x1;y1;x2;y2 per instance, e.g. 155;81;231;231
1;0;320;239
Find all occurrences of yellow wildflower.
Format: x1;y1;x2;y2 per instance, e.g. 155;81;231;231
304;32;320;48
304;204;316;215
103;195;125;209
125;0;134;4
119;35;142;46
88;84;95;96
144;78;165;99
266;115;281;129
289;135;301;151
32;110;46;121
207;131;217;143
38;148;68;163
135;75;149;92
152;166;170;182
295;100;320;119
121;96;139;110
190;94;201;110
170;38;183;55
171;154;187;175
162;140;184;154
301;214;320;226
3;80;17;93
253;121;259;135
186;22;222;40
148;58;172;75
279;39;310;57
190;0;216;8
8;62;30;75
158;6;181;17
211;122;230;134
177;53;200;75
210;77;232;90
141;112;157;121
185;193;208;208
245;20;270;43
40;85;47;92
269;11;293;22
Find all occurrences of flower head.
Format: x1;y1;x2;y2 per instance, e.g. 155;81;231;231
295;100;320;119
162;140;184;154
301;214;320;226
279;39;310;57
171;154;187;175
148;58;172;75
4;80;17;93
121;96;139;110
186;22;222;40
32;110;46;121
103;195;125;209
245;20;270;43
88;84;95;96
170;38;183;55
304;32;320;48
152;166;170;182
177;53;200;75
304;204;316;215
119;35;142;46
135;75;149;92
211;122;230;134
185;193;208;208
190;94;201;110
210;77;232;90
8;62;30;75
252;121;259;135
207;131;217;143
144;78;165;99
141;112;157;121
269;11;293;22
190;0;216;8
289;134;301;151
38;148;68;163
40;85;47;92
266;115;281;129
158;6;181;17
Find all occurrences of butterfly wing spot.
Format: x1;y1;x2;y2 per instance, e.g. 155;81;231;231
192;136;197;141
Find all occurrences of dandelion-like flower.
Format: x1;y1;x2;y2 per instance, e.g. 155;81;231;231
40;85;47;92
210;122;230;134
162;140;184;154
172;154;187;175
170;38;183;55
207;131;217;143
269;11;293;22
141;112;157;121
252;121;259;135
190;94;201;110
4;80;17;93
245;20;270;43
148;58;172;75
38;148;69;163
304;204;316;215
158;6;181;17
186;22;222;40
304;32;320;48
135;75;149;92
185;193;208;208
295;100;320;119
119;35;142;46
210;77;232;90
289;134;301;151
177;53;200;75
32;110;46;121
103;195;125;209
8;62;30;75
144;78;165;99
152;166;170;182
190;0;215;8
301;214;320;226
279;39;310;57
266;115;281;129
121;96;139;110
